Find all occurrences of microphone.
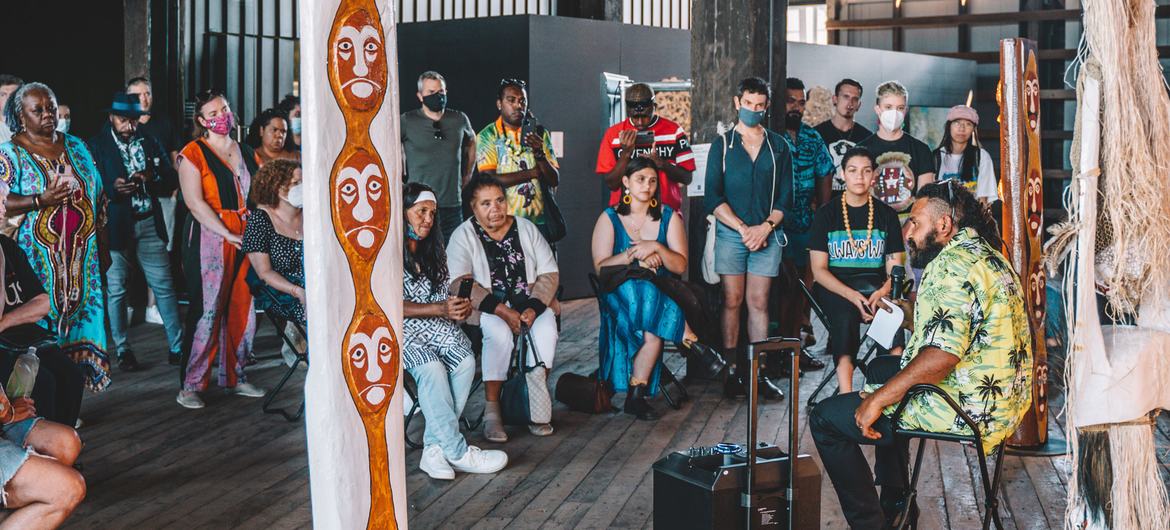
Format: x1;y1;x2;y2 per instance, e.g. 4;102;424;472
891;265;906;300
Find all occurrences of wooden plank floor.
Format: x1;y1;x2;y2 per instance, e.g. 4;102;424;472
59;299;1119;529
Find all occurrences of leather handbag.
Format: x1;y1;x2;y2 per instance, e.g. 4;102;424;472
500;325;553;426
555;371;615;414
539;182;567;243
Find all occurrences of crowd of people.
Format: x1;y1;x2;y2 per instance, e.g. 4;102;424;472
0;65;1029;526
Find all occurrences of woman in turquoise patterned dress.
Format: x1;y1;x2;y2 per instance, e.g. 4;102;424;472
590;157;722;420
0;82;110;391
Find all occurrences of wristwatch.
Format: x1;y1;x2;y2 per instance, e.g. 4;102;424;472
765;219;776;231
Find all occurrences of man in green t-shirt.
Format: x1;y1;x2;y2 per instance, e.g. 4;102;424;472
809;181;1032;528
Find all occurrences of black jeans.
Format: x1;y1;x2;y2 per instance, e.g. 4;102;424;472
0;324;85;426
809;355;907;529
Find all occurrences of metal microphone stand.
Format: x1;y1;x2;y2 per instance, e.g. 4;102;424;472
743;337;803;530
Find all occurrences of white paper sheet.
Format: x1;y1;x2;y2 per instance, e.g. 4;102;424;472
865;298;904;350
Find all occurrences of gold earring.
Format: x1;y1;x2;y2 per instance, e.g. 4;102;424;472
622;193;632;205
650;198;658;208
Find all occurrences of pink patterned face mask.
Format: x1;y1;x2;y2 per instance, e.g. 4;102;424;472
203;112;235;136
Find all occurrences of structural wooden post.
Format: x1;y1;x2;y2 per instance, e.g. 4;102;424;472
999;38;1048;448
301;1;408;527
690;0;788;142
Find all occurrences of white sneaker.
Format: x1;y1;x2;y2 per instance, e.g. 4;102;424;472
177;391;205;409
232;383;266;398
419;445;455;480
144;305;163;325
448;446;508;474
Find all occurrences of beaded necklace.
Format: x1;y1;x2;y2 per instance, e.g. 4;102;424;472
842;193;874;254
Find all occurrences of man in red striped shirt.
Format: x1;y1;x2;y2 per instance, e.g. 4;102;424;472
596;83;695;211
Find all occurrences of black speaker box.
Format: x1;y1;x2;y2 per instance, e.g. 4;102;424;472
652;445;821;529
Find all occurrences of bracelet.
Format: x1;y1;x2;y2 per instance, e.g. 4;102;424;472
765;219;776;230
32;195;41;210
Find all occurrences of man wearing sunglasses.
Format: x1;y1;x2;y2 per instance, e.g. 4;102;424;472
401;71;476;243
596;83;695;211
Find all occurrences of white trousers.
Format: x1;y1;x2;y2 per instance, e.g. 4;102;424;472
480;308;558;381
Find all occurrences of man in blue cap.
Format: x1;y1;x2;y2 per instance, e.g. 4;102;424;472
87;93;183;371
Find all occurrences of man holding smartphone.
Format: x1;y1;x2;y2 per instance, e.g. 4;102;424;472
596;83;695;211
87;92;184;371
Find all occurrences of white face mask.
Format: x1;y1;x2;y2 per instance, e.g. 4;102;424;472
879;109;905;132
284;184;303;209
56;119;70;133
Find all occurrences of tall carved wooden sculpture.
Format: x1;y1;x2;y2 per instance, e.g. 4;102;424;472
302;1;406;527
999;38;1048;448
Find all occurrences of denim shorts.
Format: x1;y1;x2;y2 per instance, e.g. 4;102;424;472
0;417;40;492
714;222;783;278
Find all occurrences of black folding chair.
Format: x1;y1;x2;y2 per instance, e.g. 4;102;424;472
252;287;308;422
587;273;687;409
888;384;1008;530
803;278;883;407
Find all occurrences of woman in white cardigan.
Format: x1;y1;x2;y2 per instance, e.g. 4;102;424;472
447;175;560;443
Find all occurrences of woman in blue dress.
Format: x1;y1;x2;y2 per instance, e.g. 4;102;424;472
590;157;720;420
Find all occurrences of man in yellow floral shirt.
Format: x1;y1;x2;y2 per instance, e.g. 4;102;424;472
475;79;559;240
809;180;1031;528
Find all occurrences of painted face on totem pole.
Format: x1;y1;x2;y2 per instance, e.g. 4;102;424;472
332;9;386;111
335;149;388;256
345;313;398;412
1029;268;1046;321
1027;169;1043;234
1024;71;1040;133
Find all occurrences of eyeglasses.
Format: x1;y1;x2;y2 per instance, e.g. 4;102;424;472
499;78;527;90
432;120;445;140
626;99;654;113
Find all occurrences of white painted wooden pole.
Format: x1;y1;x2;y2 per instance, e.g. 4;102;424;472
300;1;407;527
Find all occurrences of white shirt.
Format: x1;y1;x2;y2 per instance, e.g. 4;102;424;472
937;146;999;201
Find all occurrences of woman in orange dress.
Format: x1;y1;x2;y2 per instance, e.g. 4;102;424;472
174;89;263;409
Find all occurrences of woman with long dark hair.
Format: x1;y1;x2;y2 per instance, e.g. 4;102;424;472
402;182;508;479
932;105;998;204
591;157;724;419
174;89;262;409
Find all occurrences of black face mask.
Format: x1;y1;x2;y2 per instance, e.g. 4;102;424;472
785;111;803;131
422;93;448;112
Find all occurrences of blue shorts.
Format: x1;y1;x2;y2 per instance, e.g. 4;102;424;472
783;230;811;268
0;417;40;491
714;222;783;278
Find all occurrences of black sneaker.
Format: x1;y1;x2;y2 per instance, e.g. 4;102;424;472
118;351;141;372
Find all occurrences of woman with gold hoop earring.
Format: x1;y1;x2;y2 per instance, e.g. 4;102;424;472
590;156;725;420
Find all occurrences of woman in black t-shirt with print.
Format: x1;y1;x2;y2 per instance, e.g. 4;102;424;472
807;147;905;393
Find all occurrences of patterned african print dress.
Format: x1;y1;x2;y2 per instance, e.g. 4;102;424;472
178;139;258;392
598;206;686;395
0;135;110;391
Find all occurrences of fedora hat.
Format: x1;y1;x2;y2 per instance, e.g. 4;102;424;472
106;92;149;118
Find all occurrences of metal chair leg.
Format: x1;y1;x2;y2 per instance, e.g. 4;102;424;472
262;353;307;422
661;365;689;403
403;400;423;450
984;443;1008;530
895;439;929;530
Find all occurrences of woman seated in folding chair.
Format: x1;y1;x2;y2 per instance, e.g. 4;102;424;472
401;183;507;480
590;156;725;420
808;147;906;393
243;157;307;367
447;175;559;443
243;158;305;331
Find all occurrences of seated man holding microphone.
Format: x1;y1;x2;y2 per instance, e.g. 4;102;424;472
809;179;1032;529
807;147;905;394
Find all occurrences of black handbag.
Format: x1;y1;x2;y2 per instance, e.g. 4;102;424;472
500;325;553;426
539;182;567;243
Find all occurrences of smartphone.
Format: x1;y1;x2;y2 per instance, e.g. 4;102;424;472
457;278;474;299
635;129;655;147
521;111;538;141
